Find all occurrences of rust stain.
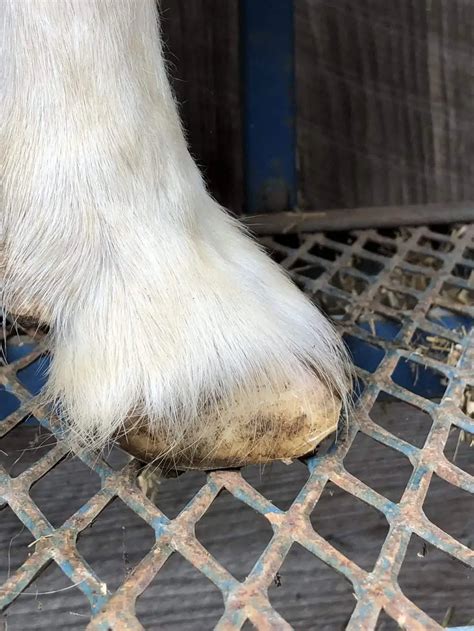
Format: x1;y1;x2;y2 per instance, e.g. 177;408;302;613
0;223;473;629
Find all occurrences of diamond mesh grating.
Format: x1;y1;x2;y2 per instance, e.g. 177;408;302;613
0;223;473;630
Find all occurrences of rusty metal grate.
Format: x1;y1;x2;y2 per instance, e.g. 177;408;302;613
0;223;473;629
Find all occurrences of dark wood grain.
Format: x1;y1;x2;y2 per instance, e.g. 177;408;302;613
1;402;472;629
159;0;243;214
295;0;474;210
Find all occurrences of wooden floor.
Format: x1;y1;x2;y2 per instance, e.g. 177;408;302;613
0;401;472;630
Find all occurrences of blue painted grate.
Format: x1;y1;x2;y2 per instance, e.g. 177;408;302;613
0;222;472;629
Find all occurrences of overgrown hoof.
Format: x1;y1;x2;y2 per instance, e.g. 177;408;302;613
119;381;341;471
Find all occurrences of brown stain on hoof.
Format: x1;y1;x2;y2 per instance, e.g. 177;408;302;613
119;393;341;471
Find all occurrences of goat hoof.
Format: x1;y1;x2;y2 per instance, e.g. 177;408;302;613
118;384;341;470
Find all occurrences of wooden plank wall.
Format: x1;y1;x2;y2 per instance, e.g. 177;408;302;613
295;0;473;210
159;0;243;213
159;1;472;215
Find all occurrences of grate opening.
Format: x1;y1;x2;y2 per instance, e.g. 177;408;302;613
391;358;447;401
290;261;326;280
194;490;274;581
423;474;473;546
271;233;301;249
343;335;385;373
426;304;473;333
293;276;307;292
427;224;458;236
135;551;225;630
0;421;56;478
0;505;35;585
410;329;462;365
443;425;474;477
356;313;403;340
102;445;131;471
4;338;38;365
274;250;289;264
405;250;443;271
310;481;389;571
452;262;474;280
16;355;50;396
462;246;474;261
268;543;356;629
0;387;21;422
3;561;91;630
463;385;474;420
77;497;155;593
325;231;357;246
375;286;417;311
266;246;287;264
397;535;474;627
363;239;397;257
390;266;431;291
313;291;351;320
149;470;207;520
418;235;454;253
351;255;384;276
330;270;369;296
376;228;411;241
30;456;101;528
440;282;474;307
370;394;432;449
343;433;413;503
308;242;342;261
242;460;309;512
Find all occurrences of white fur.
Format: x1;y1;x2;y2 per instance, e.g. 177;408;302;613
0;0;351;450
